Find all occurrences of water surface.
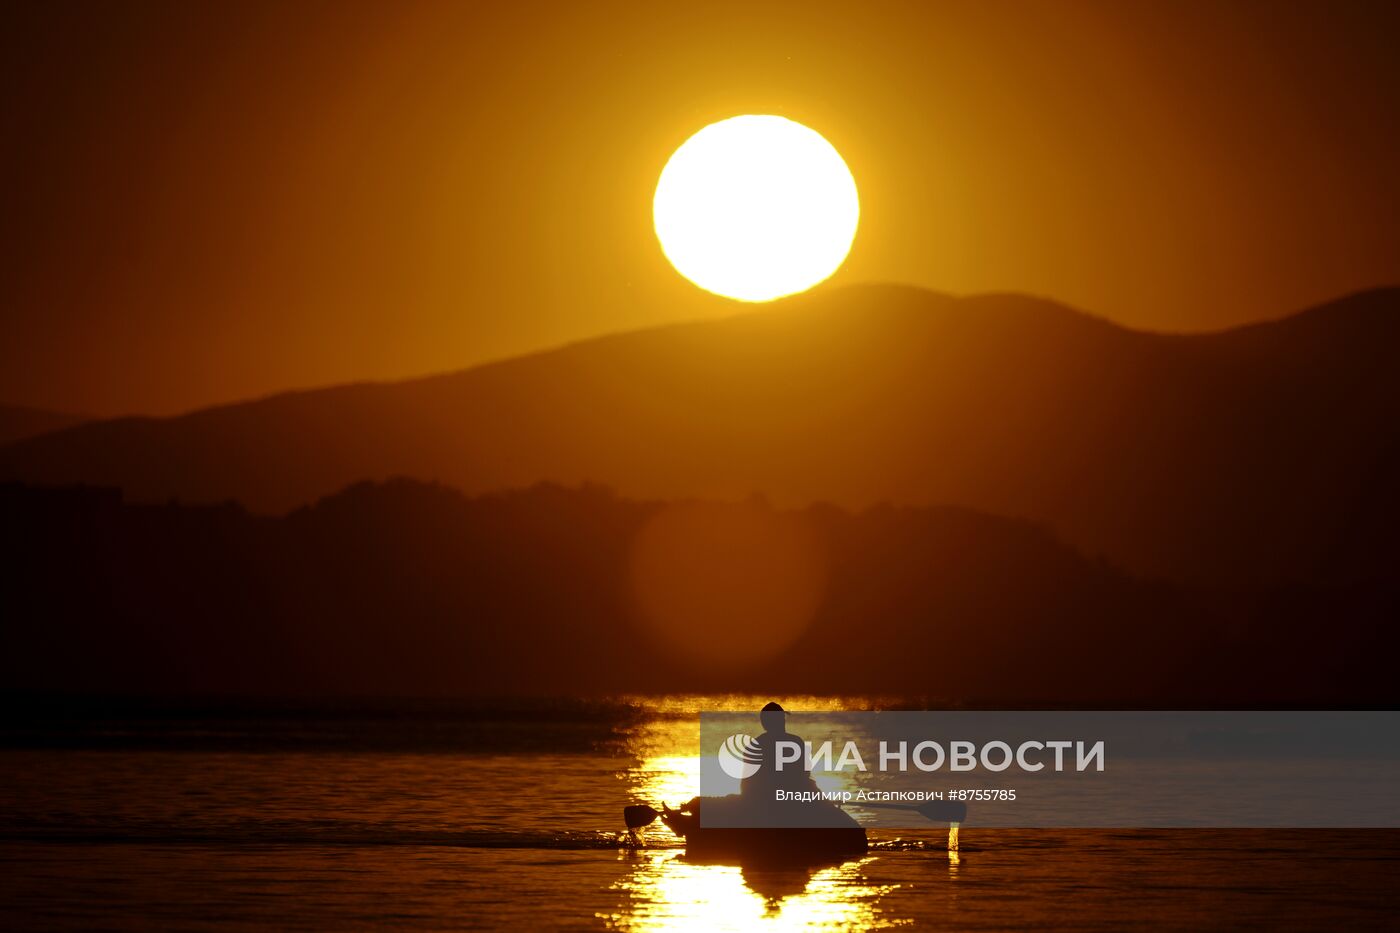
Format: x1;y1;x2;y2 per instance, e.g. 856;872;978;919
1;696;1396;929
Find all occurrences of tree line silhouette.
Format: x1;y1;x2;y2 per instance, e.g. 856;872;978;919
3;479;1394;703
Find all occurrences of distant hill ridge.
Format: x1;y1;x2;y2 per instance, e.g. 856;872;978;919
0;405;86;446
1;285;1396;585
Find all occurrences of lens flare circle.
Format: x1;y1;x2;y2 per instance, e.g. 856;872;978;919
653;115;860;302
625;500;828;670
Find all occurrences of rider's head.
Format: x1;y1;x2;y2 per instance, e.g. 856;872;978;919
760;701;785;734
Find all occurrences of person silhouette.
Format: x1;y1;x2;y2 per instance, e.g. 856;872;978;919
650;700;860;836
741;701;820;803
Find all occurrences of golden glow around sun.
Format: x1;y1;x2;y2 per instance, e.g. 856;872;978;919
653;115;859;302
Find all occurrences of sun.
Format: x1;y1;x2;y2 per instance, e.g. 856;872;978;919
653;115;860;302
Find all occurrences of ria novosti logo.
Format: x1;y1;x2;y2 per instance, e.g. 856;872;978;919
717;733;764;779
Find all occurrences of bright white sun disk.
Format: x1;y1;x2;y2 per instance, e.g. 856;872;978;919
653;115;859;302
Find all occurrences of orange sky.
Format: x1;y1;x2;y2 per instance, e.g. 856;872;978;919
3;0;1397;416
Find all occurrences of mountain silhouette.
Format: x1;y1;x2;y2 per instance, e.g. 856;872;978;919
0;405;86;446
1;285;1395;585
3;480;1394;703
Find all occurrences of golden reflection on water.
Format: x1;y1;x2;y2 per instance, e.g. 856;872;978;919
600;851;905;932
631;755;701;817
615;695;878;813
616;713;701;815
608;696;914;929
615;694;897;716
